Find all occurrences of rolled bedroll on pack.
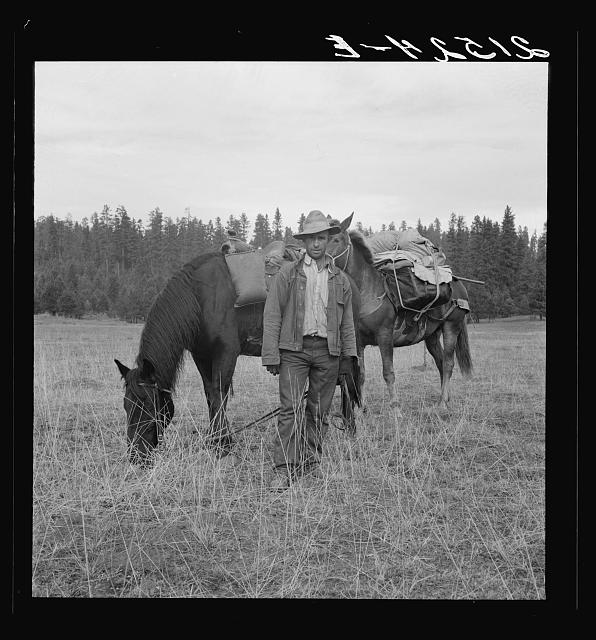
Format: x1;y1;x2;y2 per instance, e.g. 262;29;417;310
368;227;485;285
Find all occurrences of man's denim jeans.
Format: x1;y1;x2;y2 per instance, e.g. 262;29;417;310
273;336;340;470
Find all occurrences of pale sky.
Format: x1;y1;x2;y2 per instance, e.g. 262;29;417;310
34;61;548;236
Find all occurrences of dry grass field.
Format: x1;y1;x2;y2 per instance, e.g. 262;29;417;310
32;314;545;599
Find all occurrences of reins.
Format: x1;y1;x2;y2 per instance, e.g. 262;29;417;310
230;390;310;435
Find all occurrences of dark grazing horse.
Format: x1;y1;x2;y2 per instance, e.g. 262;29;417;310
327;213;473;414
115;249;361;466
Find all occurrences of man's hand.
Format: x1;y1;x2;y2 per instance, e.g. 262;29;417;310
339;356;355;377
266;365;280;376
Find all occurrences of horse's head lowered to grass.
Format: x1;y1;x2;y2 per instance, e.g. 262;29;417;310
115;358;175;466
114;260;206;465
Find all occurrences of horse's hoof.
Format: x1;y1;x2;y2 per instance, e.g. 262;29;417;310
215;453;240;469
437;402;450;415
343;439;359;459
389;402;403;418
344;424;357;439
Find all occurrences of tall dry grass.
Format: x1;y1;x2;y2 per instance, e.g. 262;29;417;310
32;315;545;598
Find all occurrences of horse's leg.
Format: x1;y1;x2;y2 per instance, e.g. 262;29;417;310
191;349;238;455
437;323;460;410
191;352;218;438
210;348;240;454
424;329;444;388
191;351;212;423
377;327;401;416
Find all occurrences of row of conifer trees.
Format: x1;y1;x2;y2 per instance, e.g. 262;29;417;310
34;204;546;322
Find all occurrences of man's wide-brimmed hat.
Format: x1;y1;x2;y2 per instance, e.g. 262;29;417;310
294;210;341;239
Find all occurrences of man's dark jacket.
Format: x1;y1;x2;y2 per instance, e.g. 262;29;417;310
261;255;358;366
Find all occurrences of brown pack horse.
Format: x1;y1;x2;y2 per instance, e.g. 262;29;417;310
114;249;361;466
327;214;473;414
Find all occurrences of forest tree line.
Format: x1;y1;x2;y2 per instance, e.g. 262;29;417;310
34;204;546;322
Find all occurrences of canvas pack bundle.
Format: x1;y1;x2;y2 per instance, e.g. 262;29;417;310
224;251;268;308
387;263;452;311
366;230;402;255
370;228;453;312
225;245;304;308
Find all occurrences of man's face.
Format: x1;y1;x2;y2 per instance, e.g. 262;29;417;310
303;232;330;261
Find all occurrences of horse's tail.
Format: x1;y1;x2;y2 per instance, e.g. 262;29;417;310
455;321;473;379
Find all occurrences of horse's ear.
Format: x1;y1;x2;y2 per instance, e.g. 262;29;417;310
114;359;130;379
140;358;156;381
339;212;354;233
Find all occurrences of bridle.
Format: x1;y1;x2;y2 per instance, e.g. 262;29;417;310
330;232;352;272
138;381;172;395
330;230;389;318
128;381;173;445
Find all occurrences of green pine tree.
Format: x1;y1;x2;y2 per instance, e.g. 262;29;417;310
272;207;283;240
498;205;518;291
239;213;250;241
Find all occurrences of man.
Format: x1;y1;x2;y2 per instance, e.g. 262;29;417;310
262;210;358;490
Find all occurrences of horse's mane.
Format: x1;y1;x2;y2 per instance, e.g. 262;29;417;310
135;252;218;390
348;230;374;265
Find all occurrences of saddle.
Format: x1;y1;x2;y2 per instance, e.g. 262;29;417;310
262;241;304;292
220;231;252;255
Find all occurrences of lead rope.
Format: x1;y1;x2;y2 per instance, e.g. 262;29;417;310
331;239;351;272
231;389;310;435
